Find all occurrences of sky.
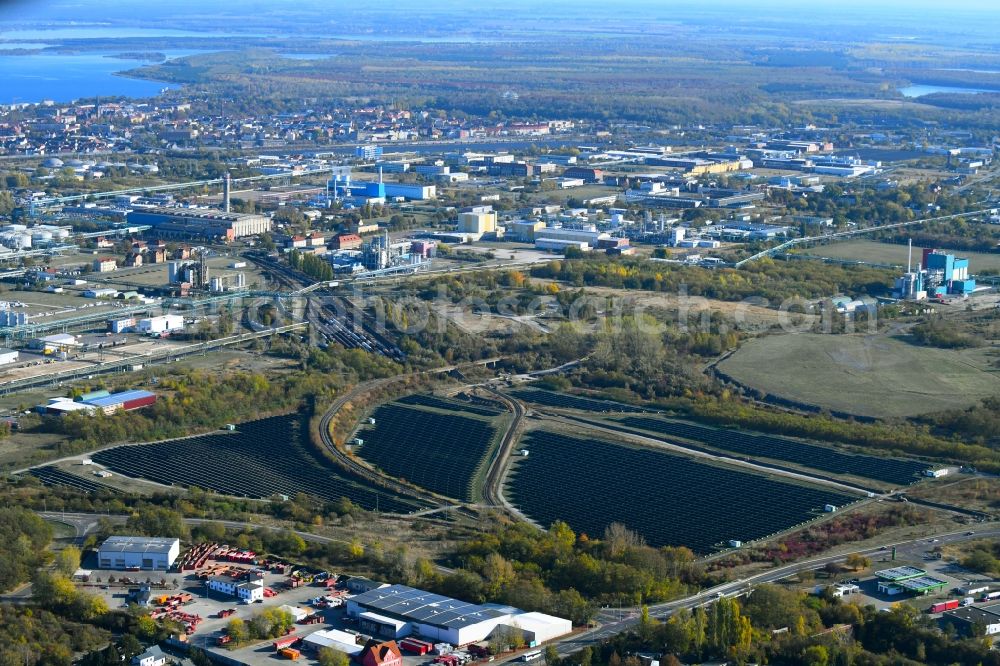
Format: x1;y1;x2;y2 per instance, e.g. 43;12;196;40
1;0;998;39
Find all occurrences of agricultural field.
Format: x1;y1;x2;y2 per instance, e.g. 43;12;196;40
716;333;1000;418
506;429;858;554
509;387;655;413
795;240;1000;271
615;416;927;486
92;414;426;513
354;395;510;502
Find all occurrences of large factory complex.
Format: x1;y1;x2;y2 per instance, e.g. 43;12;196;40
126;207;272;241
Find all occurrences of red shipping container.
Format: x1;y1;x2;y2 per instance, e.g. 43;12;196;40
400;640;430;655
273;636;300;651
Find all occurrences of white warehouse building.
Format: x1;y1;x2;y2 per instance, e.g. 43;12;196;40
534;226;606;251
137;314;185;335
345;584;572;646
98;536;180;570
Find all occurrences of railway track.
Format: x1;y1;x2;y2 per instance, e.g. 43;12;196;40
480;388;526;512
247;254;405;360
316;378;448;507
314;359;518;511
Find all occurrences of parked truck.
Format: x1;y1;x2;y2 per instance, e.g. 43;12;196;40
929;600;960;613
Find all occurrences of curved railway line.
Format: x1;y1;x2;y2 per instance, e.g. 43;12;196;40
316;378;452;508
480;387;526;512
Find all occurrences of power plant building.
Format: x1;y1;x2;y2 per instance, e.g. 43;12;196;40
126;207;271;240
894;248;976;300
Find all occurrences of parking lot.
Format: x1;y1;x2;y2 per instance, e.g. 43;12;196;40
78;555;483;666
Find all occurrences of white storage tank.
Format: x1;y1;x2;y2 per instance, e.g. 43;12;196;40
15;233;32;249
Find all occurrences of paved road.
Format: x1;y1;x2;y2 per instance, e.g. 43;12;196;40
545;525;1000;658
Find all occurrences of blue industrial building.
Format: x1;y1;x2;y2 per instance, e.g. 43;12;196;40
894;248;976;300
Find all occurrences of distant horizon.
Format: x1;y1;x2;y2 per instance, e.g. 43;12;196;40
3;0;1000;20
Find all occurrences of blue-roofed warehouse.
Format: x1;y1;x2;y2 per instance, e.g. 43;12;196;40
83;390;156;415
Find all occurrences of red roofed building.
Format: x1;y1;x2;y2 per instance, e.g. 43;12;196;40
360;641;402;666
332;233;363;250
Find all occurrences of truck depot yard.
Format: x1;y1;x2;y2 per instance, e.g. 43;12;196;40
79;548;368;663
76;541;573;666
716;333;1000;419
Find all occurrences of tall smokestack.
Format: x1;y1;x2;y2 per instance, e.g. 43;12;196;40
223;172;231;213
907;238;912;273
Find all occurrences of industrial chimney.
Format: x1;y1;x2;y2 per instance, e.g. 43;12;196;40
223;172;232;213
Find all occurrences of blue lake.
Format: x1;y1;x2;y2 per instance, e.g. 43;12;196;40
0;19;499;105
0;50;212;105
0;26;254;40
900;83;1000;98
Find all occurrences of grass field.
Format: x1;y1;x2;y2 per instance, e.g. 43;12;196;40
797;240;1000;272
717;333;1000;418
